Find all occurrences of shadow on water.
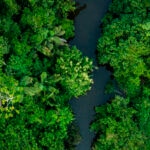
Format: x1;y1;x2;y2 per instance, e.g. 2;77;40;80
69;0;112;150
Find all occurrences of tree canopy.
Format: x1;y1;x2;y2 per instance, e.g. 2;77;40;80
91;0;150;149
0;0;93;149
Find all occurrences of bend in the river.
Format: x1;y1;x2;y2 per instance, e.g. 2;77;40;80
69;0;112;150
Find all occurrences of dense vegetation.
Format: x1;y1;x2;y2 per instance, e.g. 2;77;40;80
0;0;93;149
91;0;150;149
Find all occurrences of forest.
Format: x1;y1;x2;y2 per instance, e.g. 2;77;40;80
0;0;93;149
91;0;150;149
0;0;150;150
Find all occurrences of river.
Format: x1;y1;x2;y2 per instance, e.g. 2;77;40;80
69;0;112;150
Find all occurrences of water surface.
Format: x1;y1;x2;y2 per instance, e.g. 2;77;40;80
69;0;112;149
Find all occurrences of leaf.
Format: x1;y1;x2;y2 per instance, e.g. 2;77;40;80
51;36;67;45
20;76;33;86
40;72;47;83
24;82;44;96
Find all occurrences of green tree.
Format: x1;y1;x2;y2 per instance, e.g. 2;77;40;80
0;0;93;149
92;0;150;149
97;0;150;96
91;96;146;150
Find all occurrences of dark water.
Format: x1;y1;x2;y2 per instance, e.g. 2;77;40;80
69;0;112;150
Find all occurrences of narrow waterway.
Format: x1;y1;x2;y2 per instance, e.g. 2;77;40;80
69;0;112;150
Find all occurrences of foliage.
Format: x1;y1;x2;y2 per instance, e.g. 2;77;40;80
55;46;93;97
64;123;82;150
0;0;93;149
92;0;150;149
91;96;146;150
98;0;150;96
135;87;150;148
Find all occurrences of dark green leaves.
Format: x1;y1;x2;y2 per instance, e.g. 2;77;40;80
0;0;93;149
98;0;150;96
91;96;145;150
93;0;150;149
